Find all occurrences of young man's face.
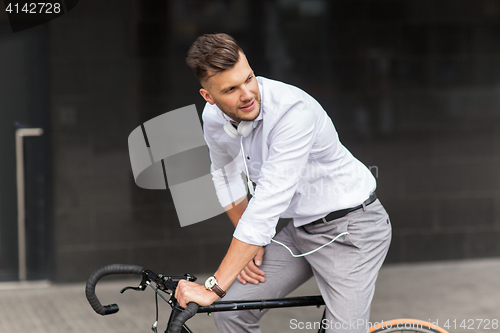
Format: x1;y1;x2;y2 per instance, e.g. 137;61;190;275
200;52;260;123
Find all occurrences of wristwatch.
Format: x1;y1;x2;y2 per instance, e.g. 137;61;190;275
205;276;226;298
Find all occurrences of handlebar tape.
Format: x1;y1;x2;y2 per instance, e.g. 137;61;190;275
85;264;144;316
167;302;199;333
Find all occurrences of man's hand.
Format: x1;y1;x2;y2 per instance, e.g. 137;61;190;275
175;280;219;309
237;247;266;285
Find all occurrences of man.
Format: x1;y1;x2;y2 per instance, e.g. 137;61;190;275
175;33;392;333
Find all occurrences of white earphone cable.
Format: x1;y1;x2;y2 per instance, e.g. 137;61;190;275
240;136;255;195
271;231;350;257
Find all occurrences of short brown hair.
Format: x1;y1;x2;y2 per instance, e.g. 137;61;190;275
186;33;243;82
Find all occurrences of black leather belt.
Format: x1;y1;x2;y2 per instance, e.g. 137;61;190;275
312;192;377;224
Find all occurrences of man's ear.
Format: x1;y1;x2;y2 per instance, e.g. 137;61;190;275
200;88;215;105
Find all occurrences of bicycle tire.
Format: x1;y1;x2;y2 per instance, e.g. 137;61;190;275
369;319;449;333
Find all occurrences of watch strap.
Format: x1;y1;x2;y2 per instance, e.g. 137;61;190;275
210;284;226;298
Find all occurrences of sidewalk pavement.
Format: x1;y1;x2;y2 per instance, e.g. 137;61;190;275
0;258;499;333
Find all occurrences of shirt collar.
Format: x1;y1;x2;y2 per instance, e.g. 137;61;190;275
219;104;263;128
252;102;263;128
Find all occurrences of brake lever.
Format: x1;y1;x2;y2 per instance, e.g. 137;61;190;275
120;270;151;294
184;273;197;282
120;285;145;293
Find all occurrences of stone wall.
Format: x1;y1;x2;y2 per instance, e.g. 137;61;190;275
45;0;500;281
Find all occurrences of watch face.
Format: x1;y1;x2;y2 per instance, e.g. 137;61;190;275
205;276;216;289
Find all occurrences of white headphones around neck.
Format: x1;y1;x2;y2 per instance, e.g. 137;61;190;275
218;110;255;195
219;111;253;138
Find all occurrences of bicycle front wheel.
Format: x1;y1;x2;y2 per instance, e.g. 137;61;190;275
369;319;449;333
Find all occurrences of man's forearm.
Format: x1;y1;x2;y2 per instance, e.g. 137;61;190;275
216;195;261;291
224;195;248;228
214;237;262;291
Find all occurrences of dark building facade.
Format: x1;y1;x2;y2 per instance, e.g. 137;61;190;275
1;0;500;282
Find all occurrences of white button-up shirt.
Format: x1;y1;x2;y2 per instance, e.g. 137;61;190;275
202;77;376;246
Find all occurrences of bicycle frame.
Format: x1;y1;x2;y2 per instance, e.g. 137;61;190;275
167;295;327;333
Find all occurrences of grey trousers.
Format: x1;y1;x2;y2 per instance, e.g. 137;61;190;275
213;199;392;333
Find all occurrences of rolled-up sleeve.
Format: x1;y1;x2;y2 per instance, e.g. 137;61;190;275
234;102;316;246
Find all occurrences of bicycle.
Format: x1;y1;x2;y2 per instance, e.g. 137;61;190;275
85;264;449;333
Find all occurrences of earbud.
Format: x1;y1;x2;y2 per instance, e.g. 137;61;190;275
220;111;253;138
